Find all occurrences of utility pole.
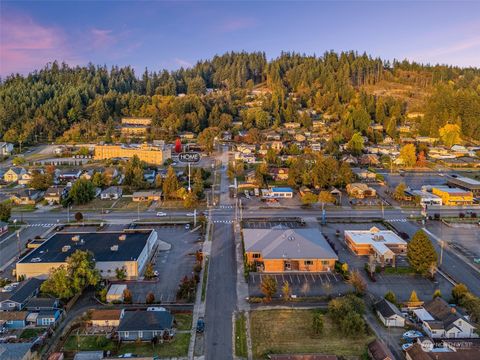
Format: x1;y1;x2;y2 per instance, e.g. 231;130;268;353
188;163;191;192
137;202;140;221
194;209;197;227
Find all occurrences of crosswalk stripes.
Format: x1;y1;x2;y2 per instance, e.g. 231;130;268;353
212;220;233;224
218;205;234;209
386;219;408;223
28;223;56;228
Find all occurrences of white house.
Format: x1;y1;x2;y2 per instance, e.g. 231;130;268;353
375;299;405;327
0;142;14;156
414;297;478;339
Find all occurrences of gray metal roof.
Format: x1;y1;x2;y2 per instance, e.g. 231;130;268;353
243;228;338;260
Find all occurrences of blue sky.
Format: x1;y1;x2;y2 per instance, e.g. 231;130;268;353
1;1;479;76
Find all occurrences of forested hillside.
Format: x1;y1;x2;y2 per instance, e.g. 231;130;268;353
1;51;479;145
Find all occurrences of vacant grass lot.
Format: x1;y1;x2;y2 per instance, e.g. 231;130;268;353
113;197;150;211
63;333;189;357
19;328;46;339
235;312;248;358
250;309;374;359
174;312;193;331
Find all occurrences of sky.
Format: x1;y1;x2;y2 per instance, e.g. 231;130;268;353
1;0;480;77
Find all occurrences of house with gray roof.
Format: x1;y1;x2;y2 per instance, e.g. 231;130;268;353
0;278;44;311
117;309;174;341
243;227;338;272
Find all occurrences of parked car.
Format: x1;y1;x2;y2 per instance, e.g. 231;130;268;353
156;212;167;217
186;212;195;217
185;224;191;230
196;317;205;333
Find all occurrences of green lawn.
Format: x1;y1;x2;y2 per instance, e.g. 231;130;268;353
235;313;248;358
113;198;150;211
118;333;190;357
201;257;209;302
71;198;116;211
19;328;46;339
250;309;374;359
174;313;193;331
63;335;116;351
63;333;190;357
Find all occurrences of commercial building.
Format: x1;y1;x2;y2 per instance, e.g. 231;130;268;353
261;187;294;199
431;186;474;206
16;229;158;280
447;176;480;197
120;117;152;137
405;190;443;206
243;228;338;272
94;143;171;165
344;227;407;267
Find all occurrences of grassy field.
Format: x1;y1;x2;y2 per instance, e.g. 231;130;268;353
113;197;150;211
71;198;116;211
63;333;189;357
19;328;46;339
250;309;374;359
235;313;248;358
174;312;193;331
201;257;209;302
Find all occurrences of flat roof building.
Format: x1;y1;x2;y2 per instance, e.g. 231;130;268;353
405;190;443;206
94;143;171;165
243;227;338;272
447;176;480;197
16;229;157;280
431;186;473;206
344;227;407;267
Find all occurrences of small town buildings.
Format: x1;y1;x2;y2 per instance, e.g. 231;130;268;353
414;297;478;339
367;339;395;360
132;191;161;202
243;228;338;272
405;190;442;206
35;309;61;327
117;309;174;341
447;176;480;197
3;167;27;183
89;309;122;327
100;186;123;200
352;168;377;181
44;186;67;204
431;186;473;206
0;278;44;311
359;154;380;166
270;141;284;151
283;122;301;130
346;183;376;199
106;284;127;303
0;311;28;329
405;343;479;360
269;168;289;181
10;189;43;205
375;299;405;327
16;229;158;280
0;142;14;156
344;227;407;267
58;169;82;182
310;143;322;152
94;143;172;166
0;221;8;236
262;187;294;199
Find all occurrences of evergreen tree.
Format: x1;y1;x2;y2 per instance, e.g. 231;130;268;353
407;230;438;275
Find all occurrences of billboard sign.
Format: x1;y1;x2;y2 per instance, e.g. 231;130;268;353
178;152;201;163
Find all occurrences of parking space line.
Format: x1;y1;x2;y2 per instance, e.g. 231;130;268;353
289;275;293;283
296;274;300;282
310;274;315;282
318;274;324;285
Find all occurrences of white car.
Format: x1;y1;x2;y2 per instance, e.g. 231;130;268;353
156;212;167;217
186;213;195;217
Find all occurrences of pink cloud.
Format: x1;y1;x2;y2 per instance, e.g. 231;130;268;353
218;17;257;32
174;58;193;67
90;28;116;49
0;11;80;76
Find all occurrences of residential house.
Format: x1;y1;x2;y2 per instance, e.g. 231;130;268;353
100;186;123;200
0;311;28;329
18;170;39;186
36;310;61;327
0;221;8;236
0;278;44;311
294;134;306;142
80;169;95;181
375;299;405;327
89;309;122;327
0;343;34;360
243;228;338;273
143;169;156;184
414;297;478;339
245;170;256;184
44;186;67;204
344;227;407;267
103;167;119;184
341;154;358;165
117;309;174;341
352;168;377;181
346;183;376;199
269;168;289;182
3;167;27;183
10;189;43;205
25;297;59;311
58;169;82;182
179;132;195;141
0;142;14;156
405;342;479;360
263;131;281;141
359;154;380;166
367;339;395;360
310;143;322;152
132;191;161;202
270;141;284;152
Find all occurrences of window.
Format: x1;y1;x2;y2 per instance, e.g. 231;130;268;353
8;303;15;307
123;331;129;338
304;260;313;266
321;260;330;265
252;253;261;259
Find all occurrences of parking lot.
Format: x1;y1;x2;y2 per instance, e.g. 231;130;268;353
248;272;351;297
242;218;305;229
127;224;203;303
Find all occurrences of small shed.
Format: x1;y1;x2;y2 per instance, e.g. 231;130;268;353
106;284;127;303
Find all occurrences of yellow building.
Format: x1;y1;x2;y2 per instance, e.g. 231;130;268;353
94;144;171;165
431;186;473;206
121;117;152;137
